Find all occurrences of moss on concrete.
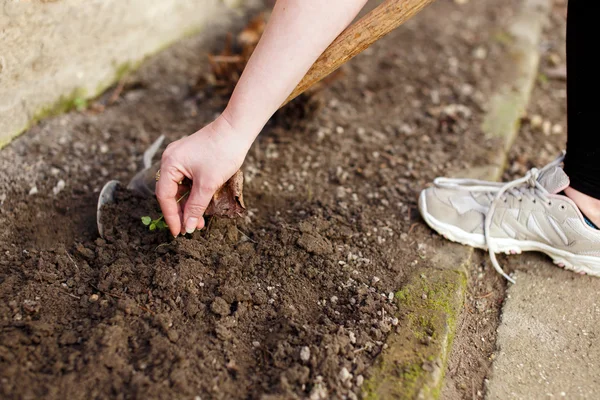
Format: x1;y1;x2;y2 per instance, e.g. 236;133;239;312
362;268;467;400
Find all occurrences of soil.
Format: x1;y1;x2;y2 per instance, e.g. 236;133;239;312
442;2;569;399
1;0;524;399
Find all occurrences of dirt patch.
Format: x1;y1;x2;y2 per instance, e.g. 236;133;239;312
1;0;523;398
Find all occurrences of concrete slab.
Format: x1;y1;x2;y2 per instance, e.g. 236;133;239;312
0;0;258;148
487;259;600;399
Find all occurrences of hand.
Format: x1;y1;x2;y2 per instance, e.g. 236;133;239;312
156;114;252;236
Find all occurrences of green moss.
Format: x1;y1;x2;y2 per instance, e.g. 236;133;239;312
395;288;410;303
364;269;468;399
494;30;514;46
30;88;89;125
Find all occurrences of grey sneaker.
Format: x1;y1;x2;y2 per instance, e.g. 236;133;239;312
418;153;600;282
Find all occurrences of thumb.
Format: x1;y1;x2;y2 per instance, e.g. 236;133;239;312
182;183;214;234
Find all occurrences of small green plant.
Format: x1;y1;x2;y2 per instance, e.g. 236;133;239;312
141;215;168;231
141;191;189;232
73;97;88;111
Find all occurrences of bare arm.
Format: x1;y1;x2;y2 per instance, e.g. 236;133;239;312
157;0;368;236
223;0;369;141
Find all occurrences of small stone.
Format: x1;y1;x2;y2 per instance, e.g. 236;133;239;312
349;331;356;344
472;46;487;60
300;346;311;361
339;367;352;382
530;114;543;129
371;276;381;285
53;179;66;195
28;186;38;195
542;120;552;136
89;294;99;302
252;341;260;348
99;144;109;154
14;313;23;321
330;296;338;304
356;375;364;387
552;123;563;135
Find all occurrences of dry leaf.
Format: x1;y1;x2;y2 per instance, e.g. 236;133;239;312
205;170;246;218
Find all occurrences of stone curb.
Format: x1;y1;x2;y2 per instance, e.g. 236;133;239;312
362;0;552;398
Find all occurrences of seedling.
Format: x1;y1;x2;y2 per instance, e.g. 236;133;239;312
141;191;189;232
141;215;168;231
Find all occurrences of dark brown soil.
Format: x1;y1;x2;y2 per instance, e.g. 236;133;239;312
1;0;523;398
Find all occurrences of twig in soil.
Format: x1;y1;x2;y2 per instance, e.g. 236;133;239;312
65;252;79;271
108;76;128;105
235;223;256;243
202;215;214;237
408;222;420;234
475;292;493;299
58;289;81;300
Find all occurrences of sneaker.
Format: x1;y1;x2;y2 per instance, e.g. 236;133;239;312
418;153;600;282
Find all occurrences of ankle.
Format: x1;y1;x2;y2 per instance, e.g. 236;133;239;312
564;187;600;226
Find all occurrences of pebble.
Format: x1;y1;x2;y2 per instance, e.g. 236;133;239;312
300;346;311;361
542;120;552;136
530;114;543;129
349;331;356;344
472;46;487;60
330;296;338;304
371;276;380;285
89;294;99;302
28;186;38;195
356;375;364;387
252;341;260;348
52;179;66;195
552;123;563;135
339;367;352;382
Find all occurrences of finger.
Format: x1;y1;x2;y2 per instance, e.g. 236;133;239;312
156;164;186;237
182;183;214;234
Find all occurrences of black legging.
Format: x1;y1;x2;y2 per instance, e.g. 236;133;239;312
564;0;600;199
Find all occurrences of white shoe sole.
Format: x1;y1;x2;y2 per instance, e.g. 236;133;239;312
418;191;600;277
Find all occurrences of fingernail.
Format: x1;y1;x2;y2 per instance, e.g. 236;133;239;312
185;217;198;234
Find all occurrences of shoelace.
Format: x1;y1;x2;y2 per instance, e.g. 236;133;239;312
433;154;566;284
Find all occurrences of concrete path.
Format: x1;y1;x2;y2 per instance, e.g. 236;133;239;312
487;257;600;399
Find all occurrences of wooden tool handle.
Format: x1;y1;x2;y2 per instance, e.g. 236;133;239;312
282;0;435;107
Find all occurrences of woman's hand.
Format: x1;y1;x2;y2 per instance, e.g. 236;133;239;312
156;114;252;237
156;0;368;237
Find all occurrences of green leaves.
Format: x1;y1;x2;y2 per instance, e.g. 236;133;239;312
141;215;168;231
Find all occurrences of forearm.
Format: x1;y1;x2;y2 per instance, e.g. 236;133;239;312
222;0;368;143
